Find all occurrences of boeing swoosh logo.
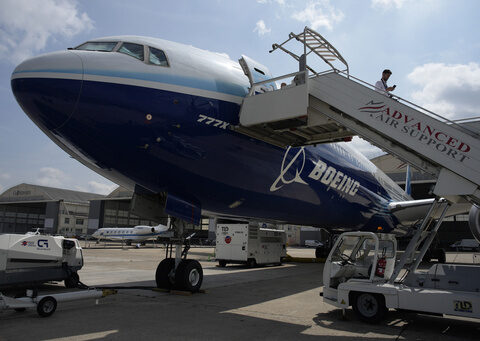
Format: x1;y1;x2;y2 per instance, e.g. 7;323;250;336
270;146;308;192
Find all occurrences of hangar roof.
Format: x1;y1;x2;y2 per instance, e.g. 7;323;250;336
105;186;133;199
0;183;105;204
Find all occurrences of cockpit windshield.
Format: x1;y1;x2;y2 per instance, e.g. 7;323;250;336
75;42;118;52
118;43;144;61
149;47;169;67
73;41;170;68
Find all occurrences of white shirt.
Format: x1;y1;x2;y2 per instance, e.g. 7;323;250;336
375;79;388;94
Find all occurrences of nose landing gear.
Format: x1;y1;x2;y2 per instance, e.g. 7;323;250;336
155;217;203;293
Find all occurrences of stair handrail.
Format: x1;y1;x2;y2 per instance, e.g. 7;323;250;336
246;71;307;97
270;26;349;76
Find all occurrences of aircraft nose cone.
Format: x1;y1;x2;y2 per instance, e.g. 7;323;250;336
11;51;83;131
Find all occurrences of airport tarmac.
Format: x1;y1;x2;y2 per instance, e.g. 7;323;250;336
1;247;479;340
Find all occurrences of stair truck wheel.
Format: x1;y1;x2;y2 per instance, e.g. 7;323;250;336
155;258;175;289
175;259;203;292
64;272;80;288
352;292;388;324
247;258;257;268
218;260;227;267
37;296;57;317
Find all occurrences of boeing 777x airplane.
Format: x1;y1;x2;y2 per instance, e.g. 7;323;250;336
10;33;477;291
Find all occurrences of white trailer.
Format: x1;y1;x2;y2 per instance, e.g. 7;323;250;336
322;231;480;323
216;223;286;267
0;288;116;317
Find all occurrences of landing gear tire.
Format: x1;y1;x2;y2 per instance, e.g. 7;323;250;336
37;296;57;317
64;272;80;288
218;260;227;267
155;258;175;289
175;259;203;292
352;292;388;324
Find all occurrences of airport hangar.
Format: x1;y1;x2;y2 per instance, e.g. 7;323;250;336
0;183;103;235
0;157;474;247
0;184;211;240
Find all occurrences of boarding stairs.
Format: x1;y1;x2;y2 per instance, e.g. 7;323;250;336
235;27;480;205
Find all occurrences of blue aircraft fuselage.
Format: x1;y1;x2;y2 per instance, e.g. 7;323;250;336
10;36;410;232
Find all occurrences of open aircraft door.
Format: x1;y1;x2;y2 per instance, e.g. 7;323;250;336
239;55;277;94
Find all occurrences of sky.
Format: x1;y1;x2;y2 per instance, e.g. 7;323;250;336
0;0;479;195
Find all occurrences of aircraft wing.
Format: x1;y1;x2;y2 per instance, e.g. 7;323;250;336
388;198;471;227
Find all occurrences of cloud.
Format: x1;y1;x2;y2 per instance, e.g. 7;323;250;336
85;181;117;195
407;62;480;120
371;0;408;10
253;20;271;36
0;0;93;64
36;167;69;188
257;0;285;5
291;0;344;31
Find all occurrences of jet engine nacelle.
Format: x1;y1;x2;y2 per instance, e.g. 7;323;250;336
468;205;480;242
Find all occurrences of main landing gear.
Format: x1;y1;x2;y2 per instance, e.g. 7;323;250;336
155;217;203;292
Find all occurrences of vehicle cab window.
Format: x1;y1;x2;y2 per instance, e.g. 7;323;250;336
75;42;118;52
118;42;144;61
149;47;169;67
331;235;360;262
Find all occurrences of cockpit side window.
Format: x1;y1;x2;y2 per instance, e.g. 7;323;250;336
118;43;144;61
148;47;169;67
75;42;118;52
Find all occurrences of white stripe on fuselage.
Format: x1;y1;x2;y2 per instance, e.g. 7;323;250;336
11;72;83;81
11;71;244;105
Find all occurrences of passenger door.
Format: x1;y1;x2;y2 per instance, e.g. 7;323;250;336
239;55;277;93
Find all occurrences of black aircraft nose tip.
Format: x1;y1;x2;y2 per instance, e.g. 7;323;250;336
11;51;83;131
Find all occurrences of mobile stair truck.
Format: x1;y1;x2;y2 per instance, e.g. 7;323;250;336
321;230;480;323
216;223;286;267
231;27;480;323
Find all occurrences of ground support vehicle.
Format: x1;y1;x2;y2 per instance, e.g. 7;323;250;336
0;232;83;290
305;240;323;248
322;199;480;323
216;223;286;267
